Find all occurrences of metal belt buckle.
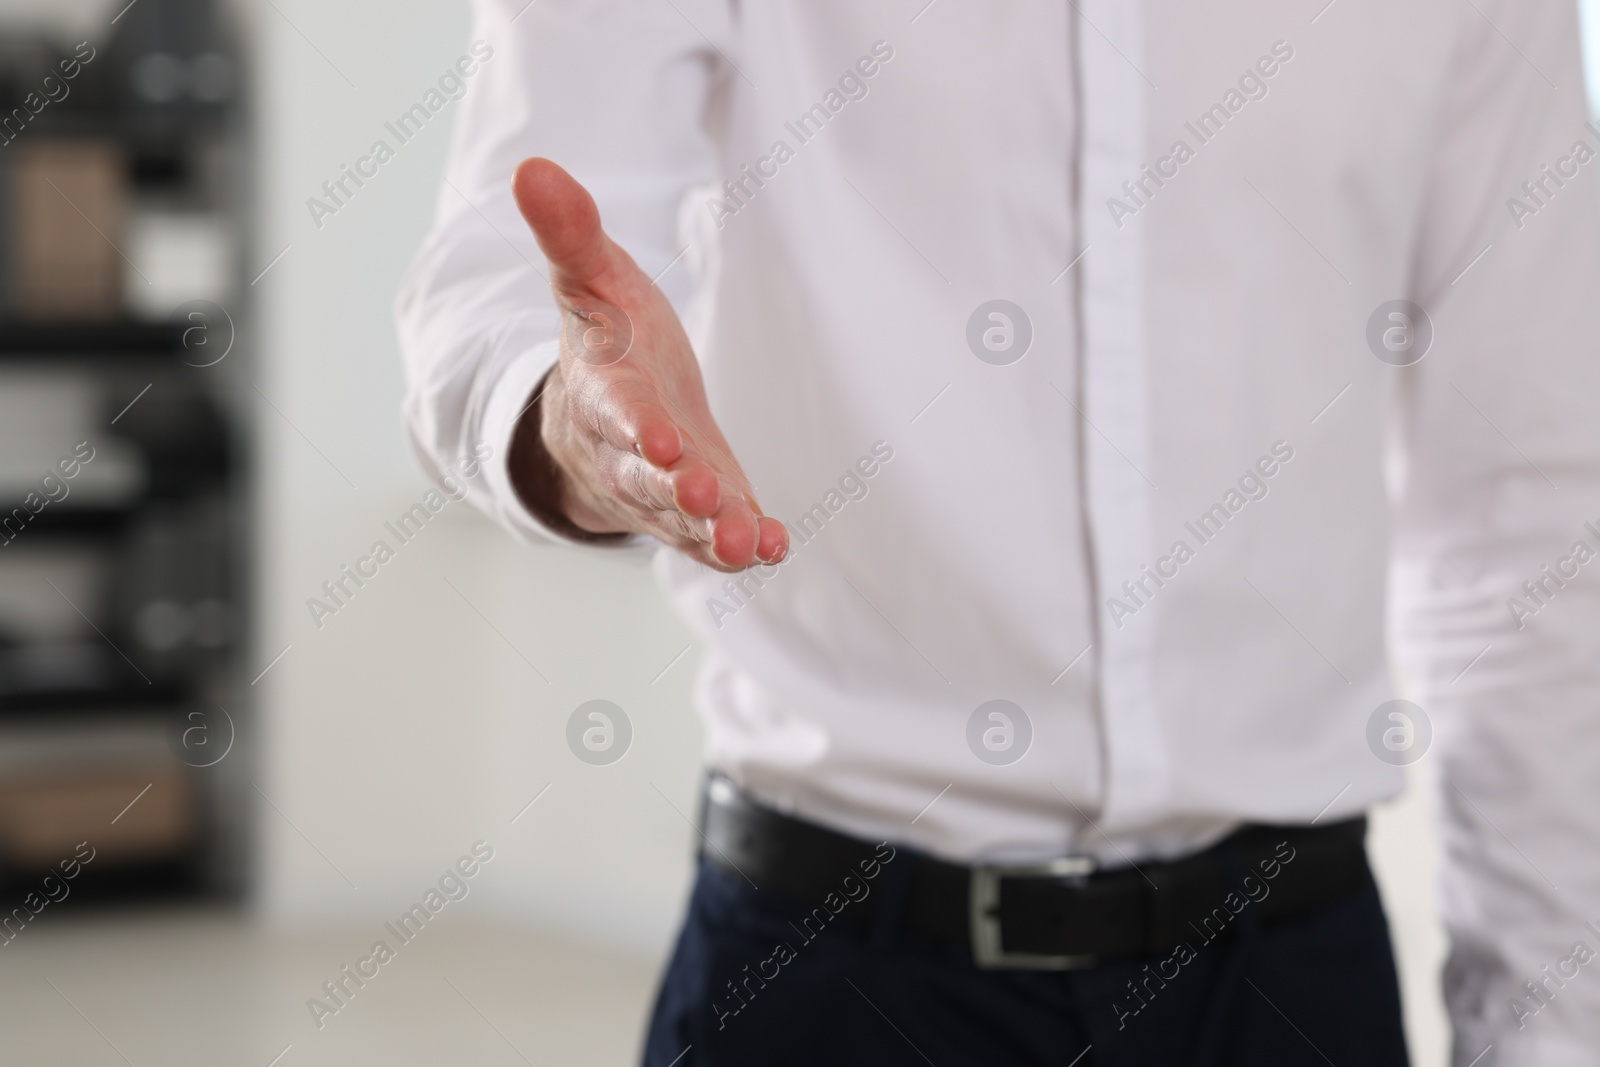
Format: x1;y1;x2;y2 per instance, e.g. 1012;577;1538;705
970;856;1098;970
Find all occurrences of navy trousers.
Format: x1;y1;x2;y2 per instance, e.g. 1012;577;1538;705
642;855;1409;1066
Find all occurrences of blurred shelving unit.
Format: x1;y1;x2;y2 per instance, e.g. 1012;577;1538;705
0;0;251;905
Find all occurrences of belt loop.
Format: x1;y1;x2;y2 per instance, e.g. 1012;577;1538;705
864;845;917;952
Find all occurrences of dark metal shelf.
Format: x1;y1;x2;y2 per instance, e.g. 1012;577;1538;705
0;672;190;716
0;504;140;537
0;687;189;716
0;319;190;358
0;640;204;711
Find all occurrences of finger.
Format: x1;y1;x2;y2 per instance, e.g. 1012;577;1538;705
570;378;683;467
669;463;723;518
607;452;721;518
657;506;770;574
606;453;680;514
755;516;789;564
633;409;685;468
706;491;762;568
510;157;613;291
658;426;766;560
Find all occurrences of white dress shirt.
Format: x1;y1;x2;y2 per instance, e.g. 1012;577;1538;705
397;1;1600;1058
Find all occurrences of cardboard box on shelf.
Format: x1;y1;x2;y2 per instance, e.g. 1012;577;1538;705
0;762;195;869
10;140;127;320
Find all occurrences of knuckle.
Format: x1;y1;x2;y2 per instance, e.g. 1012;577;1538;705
626;462;654;504
656;511;693;542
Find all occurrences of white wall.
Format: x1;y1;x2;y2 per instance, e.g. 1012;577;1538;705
246;0;703;961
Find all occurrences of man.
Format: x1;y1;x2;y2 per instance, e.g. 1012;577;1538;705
397;1;1600;1063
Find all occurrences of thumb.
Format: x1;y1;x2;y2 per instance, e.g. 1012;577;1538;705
511;157;614;290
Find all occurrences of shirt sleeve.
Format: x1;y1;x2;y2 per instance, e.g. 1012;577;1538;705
1391;2;1600;1061
394;0;729;547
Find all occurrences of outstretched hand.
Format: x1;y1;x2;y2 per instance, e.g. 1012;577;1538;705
510;158;788;571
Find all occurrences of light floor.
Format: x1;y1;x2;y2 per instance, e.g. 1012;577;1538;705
0;906;661;1067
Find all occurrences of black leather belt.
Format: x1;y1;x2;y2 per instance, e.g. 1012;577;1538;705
699;775;1369;970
